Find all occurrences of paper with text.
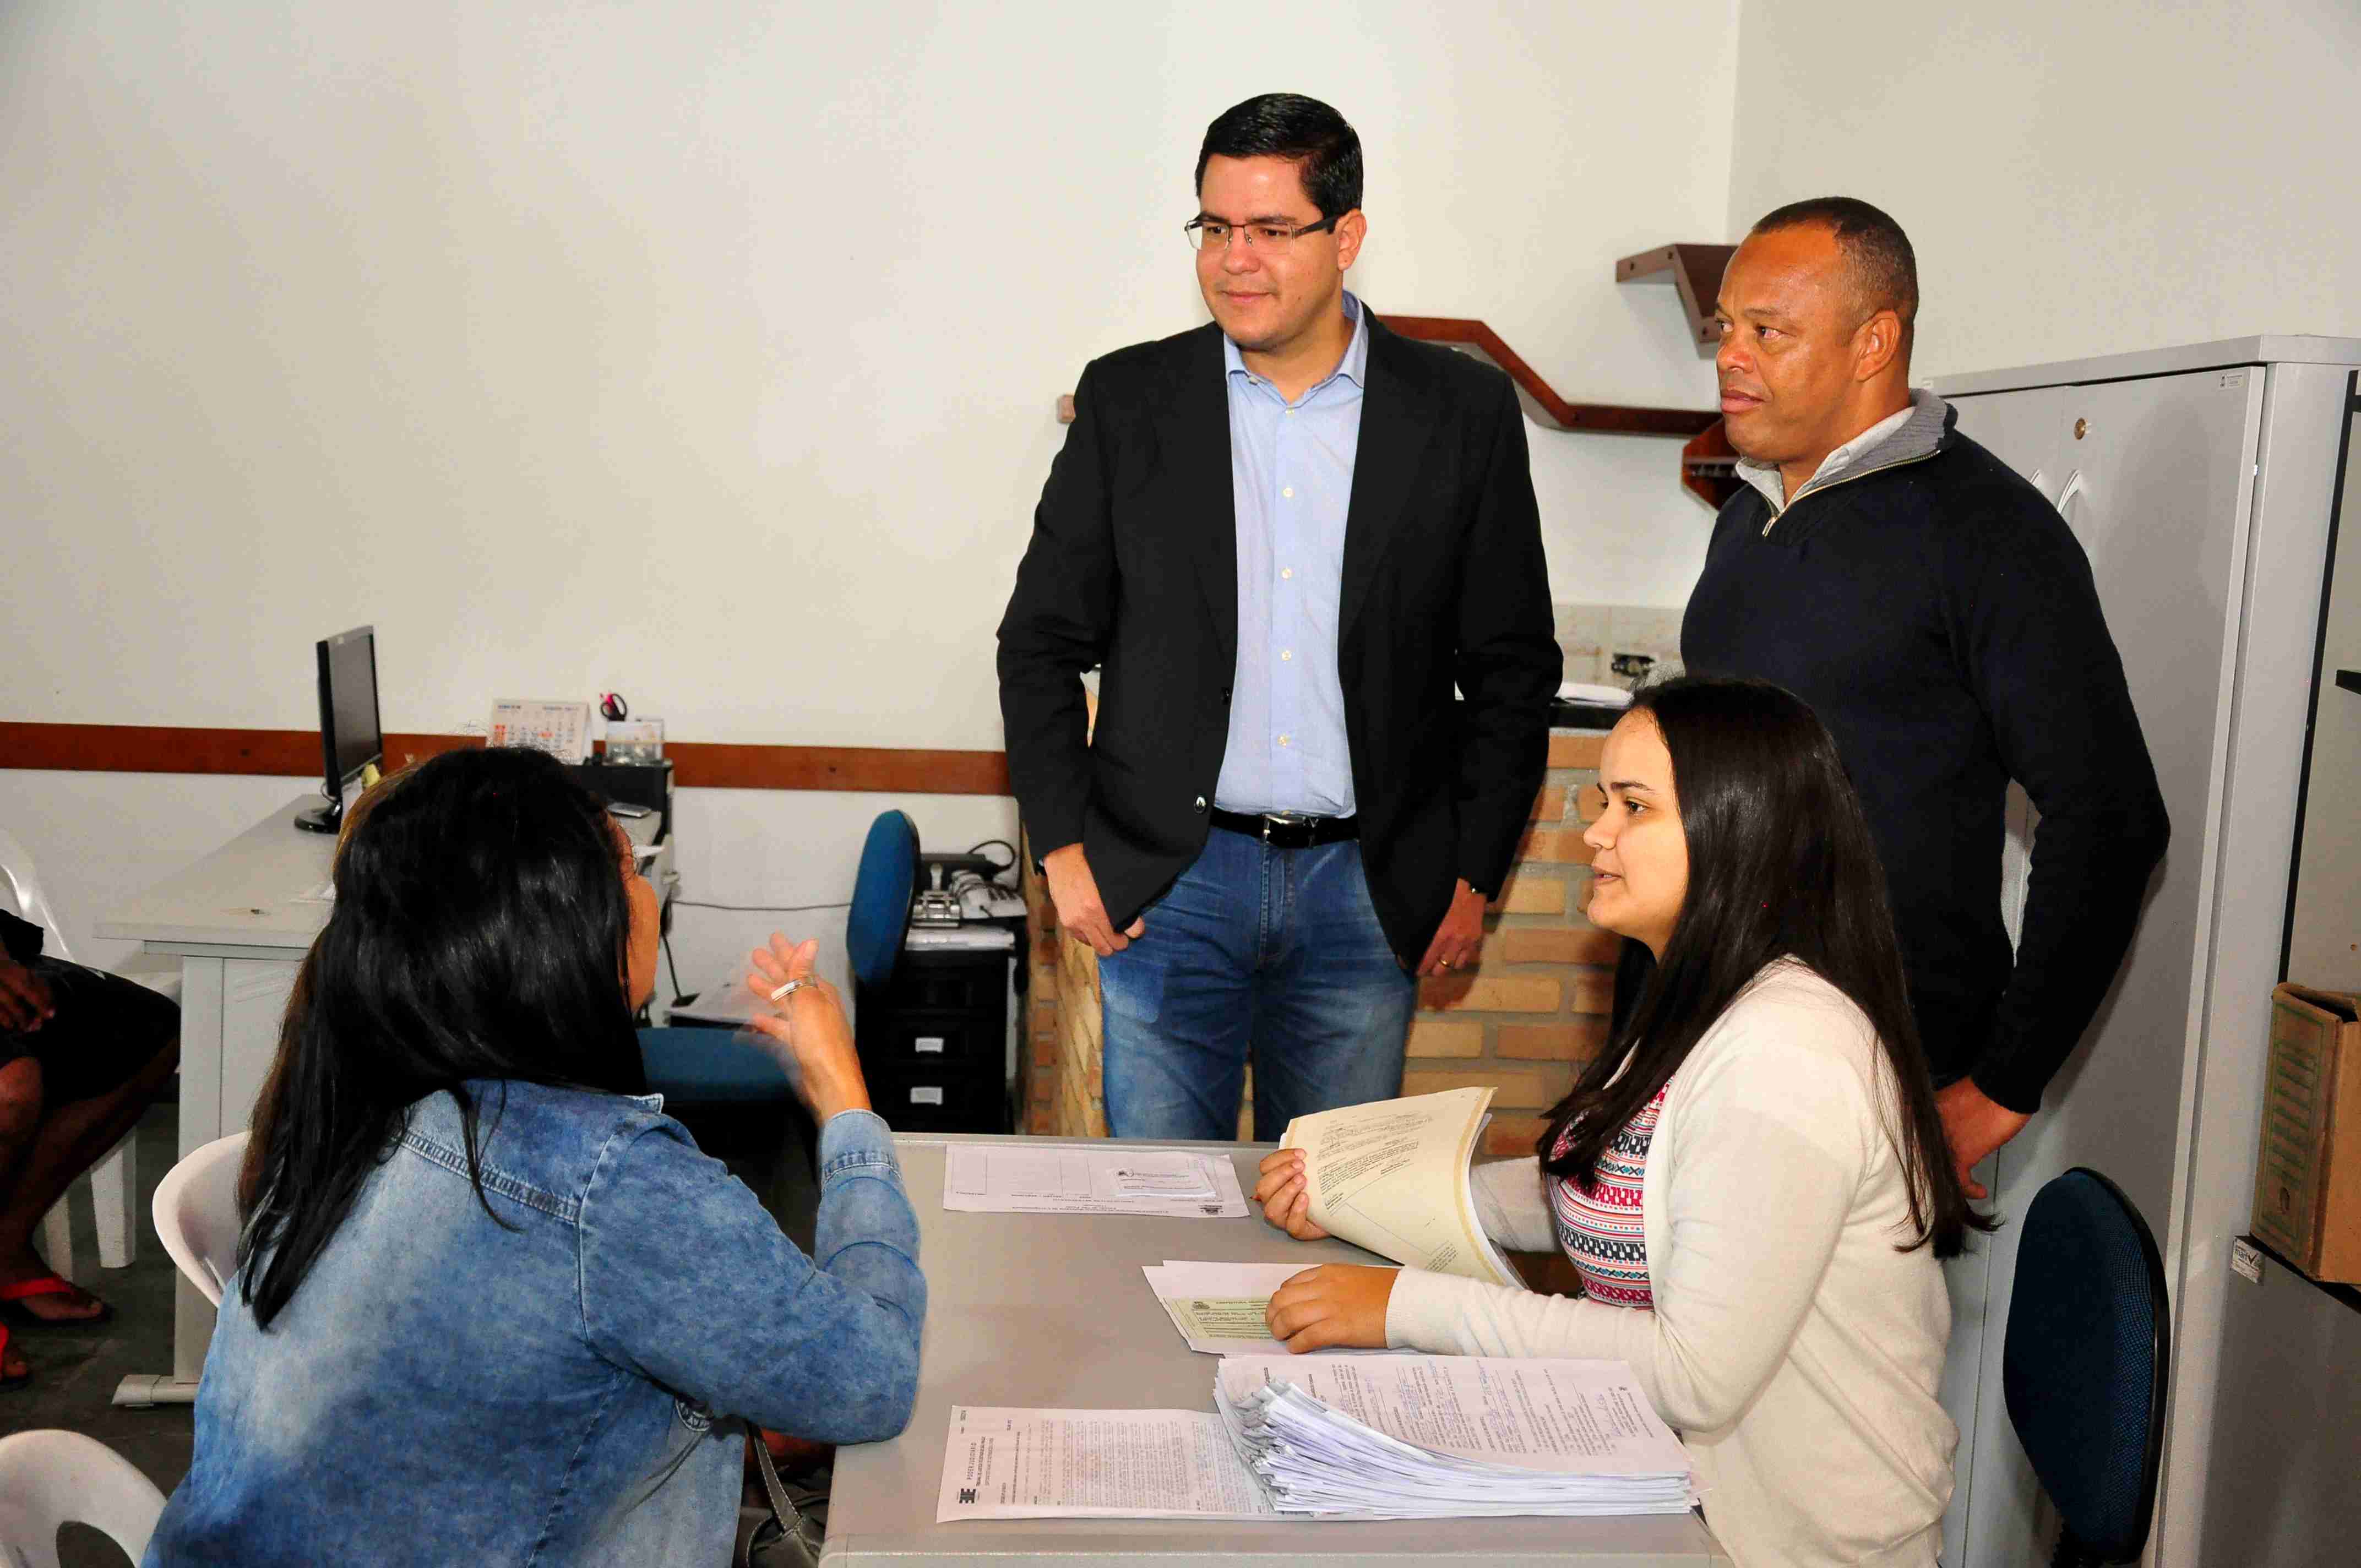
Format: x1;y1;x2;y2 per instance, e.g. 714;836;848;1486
1216;1355;1689;1477
1281;1088;1521;1287
1142;1260;1398;1355
937;1406;1276;1521
942;1145;1248;1218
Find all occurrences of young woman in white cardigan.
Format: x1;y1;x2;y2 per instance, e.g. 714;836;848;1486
1253;676;1984;1568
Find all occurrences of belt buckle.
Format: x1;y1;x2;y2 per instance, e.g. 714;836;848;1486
1263;812;1312;847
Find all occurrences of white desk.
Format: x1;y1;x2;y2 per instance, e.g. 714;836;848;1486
100;795;674;1406
824;1134;1731;1567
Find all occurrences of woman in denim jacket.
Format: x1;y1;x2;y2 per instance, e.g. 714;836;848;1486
146;747;926;1566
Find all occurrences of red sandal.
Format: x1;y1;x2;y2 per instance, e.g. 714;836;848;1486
0;1273;113;1331
0;1324;26;1391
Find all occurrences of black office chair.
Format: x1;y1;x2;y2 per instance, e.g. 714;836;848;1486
2001;1167;2170;1567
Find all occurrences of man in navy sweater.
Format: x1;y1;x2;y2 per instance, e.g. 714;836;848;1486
1681;198;2168;1195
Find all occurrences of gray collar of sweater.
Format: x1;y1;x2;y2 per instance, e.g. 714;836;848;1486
1736;386;1952;516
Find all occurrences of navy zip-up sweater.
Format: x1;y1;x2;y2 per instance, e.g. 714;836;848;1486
1683;401;2169;1113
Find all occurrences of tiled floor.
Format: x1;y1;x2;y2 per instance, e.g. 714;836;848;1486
5;1093;821;1567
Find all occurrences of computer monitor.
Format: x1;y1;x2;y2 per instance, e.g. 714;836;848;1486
295;625;383;834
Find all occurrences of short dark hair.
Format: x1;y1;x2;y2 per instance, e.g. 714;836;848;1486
1194;93;1362;220
238;746;650;1327
1538;677;1985;1259
1751;195;1919;339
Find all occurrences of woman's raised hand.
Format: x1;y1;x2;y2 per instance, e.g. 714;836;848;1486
743;935;873;1124
1252;1148;1331;1240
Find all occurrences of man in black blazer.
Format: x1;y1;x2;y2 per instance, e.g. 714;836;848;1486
997;94;1559;1140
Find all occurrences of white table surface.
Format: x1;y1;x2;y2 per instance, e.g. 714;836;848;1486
96;797;335;954
821;1133;1728;1567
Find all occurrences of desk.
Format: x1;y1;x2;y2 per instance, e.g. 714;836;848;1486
823;1133;1730;1567
99;795;675;1406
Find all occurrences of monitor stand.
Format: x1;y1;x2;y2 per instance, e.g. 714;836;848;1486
293;800;342;834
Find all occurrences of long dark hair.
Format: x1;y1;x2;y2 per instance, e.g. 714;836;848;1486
238;746;649;1326
1537;677;1983;1257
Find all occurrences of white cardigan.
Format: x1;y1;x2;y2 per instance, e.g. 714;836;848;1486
1386;960;1955;1568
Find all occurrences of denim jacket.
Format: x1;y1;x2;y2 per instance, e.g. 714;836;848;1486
146;1084;926;1567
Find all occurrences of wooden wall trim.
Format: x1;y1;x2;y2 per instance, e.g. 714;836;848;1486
1377;315;1720;438
0;723;1011;796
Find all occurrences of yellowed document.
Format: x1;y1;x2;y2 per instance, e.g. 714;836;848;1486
1282;1087;1521;1288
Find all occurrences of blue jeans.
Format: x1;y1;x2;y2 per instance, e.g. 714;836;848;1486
1098;831;1418;1141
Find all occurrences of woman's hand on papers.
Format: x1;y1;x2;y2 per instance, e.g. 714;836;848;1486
743;935;874;1123
1265;1265;1396;1353
1253;1149;1331;1240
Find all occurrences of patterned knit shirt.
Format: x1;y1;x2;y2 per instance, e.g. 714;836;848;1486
1548;1082;1670;1308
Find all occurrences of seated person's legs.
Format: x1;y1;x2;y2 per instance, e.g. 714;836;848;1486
0;954;181;1332
0;1057;40;1385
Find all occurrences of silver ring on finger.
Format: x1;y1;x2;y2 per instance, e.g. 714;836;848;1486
768;977;816;1003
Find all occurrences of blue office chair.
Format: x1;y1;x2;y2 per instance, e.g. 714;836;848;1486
2002;1167;2170;1567
637;1026;793;1104
846;810;918;991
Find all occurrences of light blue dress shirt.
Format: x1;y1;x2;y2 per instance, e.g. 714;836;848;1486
1213;291;1369;818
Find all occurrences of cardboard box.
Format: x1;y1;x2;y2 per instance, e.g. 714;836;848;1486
2250;984;2361;1283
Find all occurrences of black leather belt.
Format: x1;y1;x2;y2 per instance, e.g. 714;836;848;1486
1208;808;1359;849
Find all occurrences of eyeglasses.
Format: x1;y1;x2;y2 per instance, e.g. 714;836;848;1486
1183;215;1340;253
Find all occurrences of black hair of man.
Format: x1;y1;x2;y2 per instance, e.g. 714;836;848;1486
1750;196;1919;347
1195;93;1363;221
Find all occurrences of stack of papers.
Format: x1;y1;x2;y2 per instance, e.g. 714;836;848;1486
936;1355;1694;1523
1281;1087;1525;1288
943;1145;1248;1217
1212;1355;1696;1518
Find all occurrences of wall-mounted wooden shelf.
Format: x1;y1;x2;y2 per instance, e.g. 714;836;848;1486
1379;315;1717;437
1615;243;1737;360
1054;317;1717;439
1680;420;1743;511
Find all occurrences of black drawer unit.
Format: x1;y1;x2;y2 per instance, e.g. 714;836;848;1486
855;946;1010;1134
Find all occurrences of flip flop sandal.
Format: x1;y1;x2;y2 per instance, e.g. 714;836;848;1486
0;1324;26;1392
0;1273;115;1331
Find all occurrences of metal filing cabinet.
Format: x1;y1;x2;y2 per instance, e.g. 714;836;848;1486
856;947;1012;1134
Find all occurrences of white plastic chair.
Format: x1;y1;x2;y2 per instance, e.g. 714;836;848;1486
0;827;170;1278
152;1131;249;1308
0;1428;166;1568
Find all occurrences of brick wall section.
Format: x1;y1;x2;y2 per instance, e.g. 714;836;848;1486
1425;731;1620;1159
1016;729;1622;1146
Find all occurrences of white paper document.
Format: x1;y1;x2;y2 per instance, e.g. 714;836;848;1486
942;1145;1248;1218
936;1406;1277;1521
938;1357;1695;1523
1215;1354;1697;1517
1142;1260;1398;1355
1282;1087;1523;1288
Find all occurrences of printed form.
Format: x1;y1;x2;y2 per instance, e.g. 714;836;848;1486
943;1145;1248;1218
936;1406;1276;1521
1142;1260;1403;1355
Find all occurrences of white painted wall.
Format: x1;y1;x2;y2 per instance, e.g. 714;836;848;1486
1;0;1737;984
1724;0;2361;380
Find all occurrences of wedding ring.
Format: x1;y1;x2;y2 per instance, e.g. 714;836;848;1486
769;977;815;1003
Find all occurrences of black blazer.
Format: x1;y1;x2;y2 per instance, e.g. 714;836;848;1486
996;313;1559;963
